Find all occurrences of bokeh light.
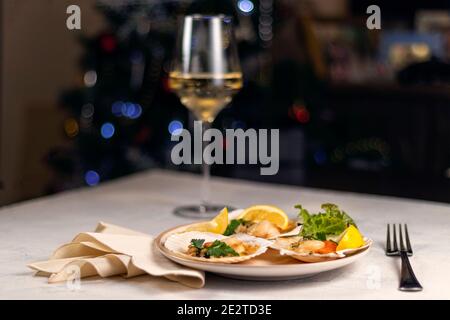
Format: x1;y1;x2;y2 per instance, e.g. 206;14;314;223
83;70;97;87
112;101;142;119
85;170;100;186
64;118;79;138
238;0;254;13
123;103;142;119
112;101;125;116
81;103;95;118
100;35;117;53
101;122;115;139
122;102;135;117
168;120;183;135
129;104;142;119
314;150;327;165
290;104;310;124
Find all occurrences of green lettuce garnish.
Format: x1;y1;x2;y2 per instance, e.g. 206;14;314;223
296;203;356;241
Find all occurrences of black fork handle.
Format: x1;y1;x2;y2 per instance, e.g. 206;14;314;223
399;251;423;291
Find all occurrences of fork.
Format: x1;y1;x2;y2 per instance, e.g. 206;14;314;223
386;224;423;291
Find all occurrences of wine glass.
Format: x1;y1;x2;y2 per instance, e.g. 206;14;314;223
169;14;243;218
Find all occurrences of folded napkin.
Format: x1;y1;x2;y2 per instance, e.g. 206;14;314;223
28;222;205;288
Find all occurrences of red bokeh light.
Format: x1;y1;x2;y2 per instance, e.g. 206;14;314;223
100;35;117;53
290;104;310;124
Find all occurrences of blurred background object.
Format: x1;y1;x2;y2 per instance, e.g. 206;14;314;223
2;0;450;206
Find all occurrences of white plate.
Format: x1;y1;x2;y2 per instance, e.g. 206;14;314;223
155;223;372;281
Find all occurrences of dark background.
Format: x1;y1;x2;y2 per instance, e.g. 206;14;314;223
2;0;450;205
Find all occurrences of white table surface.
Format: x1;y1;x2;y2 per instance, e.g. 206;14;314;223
1;169;449;300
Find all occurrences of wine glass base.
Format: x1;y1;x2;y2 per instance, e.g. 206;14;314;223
173;204;235;219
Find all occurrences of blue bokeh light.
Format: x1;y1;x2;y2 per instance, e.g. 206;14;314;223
314;150;327;165
119;102;142;119
112;101;142;119
168;120;183;135
130;104;143;119
126;103;142;119
112;101;125;116
85;170;100;186
122;102;134;117
238;0;254;13
101;122;115;139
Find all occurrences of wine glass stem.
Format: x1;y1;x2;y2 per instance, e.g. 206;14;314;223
201;120;211;211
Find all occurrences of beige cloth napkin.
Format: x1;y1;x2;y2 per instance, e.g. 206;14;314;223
28;222;205;288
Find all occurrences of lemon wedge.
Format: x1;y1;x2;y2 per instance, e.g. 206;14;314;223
238;205;289;230
185;207;228;234
336;225;365;251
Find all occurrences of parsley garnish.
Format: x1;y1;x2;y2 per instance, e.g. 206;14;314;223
190;239;205;250
205;240;239;258
223;219;245;236
189;239;239;258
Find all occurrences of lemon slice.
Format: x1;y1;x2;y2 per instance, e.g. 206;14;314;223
238;205;289;230
185;207;228;234
336;225;365;251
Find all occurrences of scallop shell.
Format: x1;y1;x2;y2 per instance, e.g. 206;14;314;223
269;225;302;239
164;231;273;264
271;237;373;263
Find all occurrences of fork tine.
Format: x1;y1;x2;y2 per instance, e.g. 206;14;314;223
399;224;405;251
393;223;398;252
386;224;392;253
404;224;413;254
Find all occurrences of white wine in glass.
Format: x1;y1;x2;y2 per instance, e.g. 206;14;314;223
169;15;243;218
169;72;243;123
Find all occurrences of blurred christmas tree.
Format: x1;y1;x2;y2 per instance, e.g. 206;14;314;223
48;1;194;192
